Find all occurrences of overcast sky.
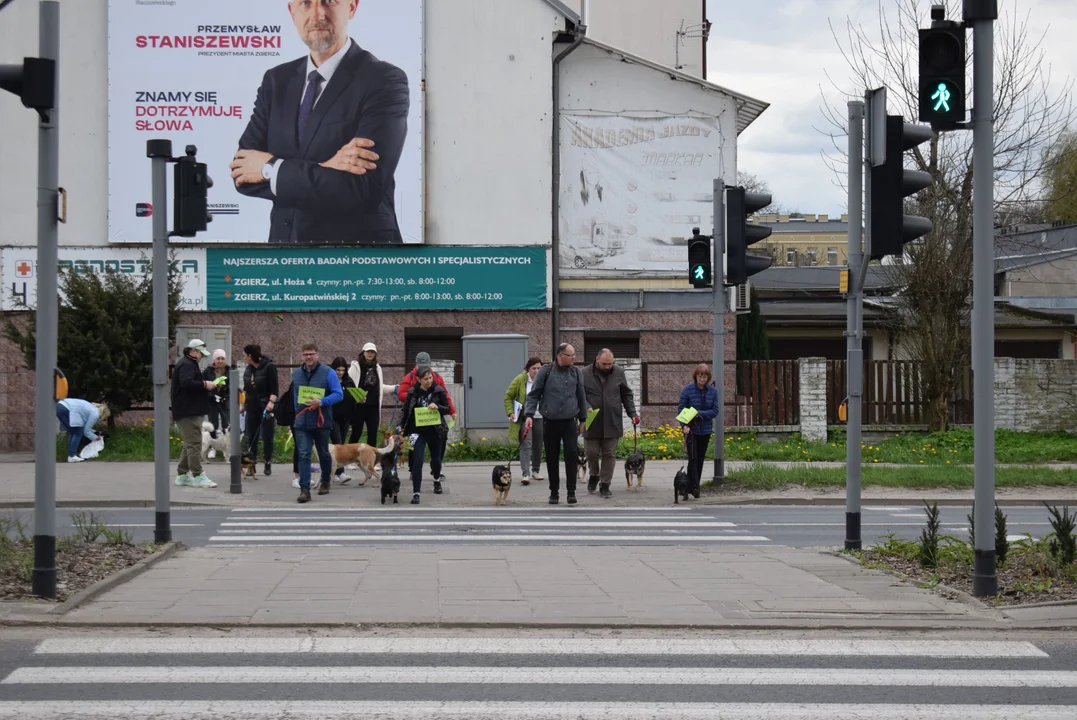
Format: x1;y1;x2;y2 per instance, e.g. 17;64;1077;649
706;0;1077;216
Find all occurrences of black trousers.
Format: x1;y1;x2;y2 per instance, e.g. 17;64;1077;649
244;408;274;464
543;418;579;496
686;433;711;490
207;399;229;433
331;419;351;446
350;403;380;445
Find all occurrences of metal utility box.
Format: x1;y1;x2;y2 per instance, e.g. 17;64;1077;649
174;325;232;370
462;334;528;428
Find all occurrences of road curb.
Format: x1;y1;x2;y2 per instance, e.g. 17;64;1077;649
699;497;1077;507
0;501;224;510
47;541;183;616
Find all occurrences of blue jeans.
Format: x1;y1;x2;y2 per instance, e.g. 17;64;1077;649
410;430;445;494
56;404;84;457
295;427;331;492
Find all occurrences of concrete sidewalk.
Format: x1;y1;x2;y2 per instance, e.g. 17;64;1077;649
44;544;1011;629
1;460;1076;509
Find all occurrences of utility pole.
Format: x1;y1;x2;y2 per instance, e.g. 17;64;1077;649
711;179;726;483
845;98;865;551
966;0;998;597
147;139;173;543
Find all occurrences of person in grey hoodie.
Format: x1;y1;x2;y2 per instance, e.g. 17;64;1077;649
523;343;588;505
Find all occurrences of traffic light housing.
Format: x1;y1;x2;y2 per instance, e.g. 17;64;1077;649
0;57;56;117
172;146;213;237
918;21;966;129
726;187;773;286
688;227;712;288
869;115;934;261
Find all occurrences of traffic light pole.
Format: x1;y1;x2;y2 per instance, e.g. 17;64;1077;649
712;179;726;484
968;0;997;597
31;1;60;600
845;99;865;551
147;139;173;544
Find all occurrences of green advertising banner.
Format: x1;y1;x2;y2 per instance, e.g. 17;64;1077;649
206;246;546;311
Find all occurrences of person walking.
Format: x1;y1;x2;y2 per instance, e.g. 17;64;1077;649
396;350;455;489
583;348;639;498
203;349;230;438
677;363;720;498
504;357;544;486
397;366;452;504
330;356;356;447
347;343;397;446
242;344;279;476
55;398;109;463
291;343;343;503
523;343;588;505
172;339;217;488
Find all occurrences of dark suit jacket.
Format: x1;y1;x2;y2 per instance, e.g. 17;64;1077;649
236;41;409;244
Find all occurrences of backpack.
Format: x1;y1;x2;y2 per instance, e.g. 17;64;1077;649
274;382;296;427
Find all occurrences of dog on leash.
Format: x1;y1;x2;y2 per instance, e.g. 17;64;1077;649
673;466;690;505
491;464;512;506
240;453;259;481
201;421;231;461
625;449;646;492
328;437;397;486
379;438;403;504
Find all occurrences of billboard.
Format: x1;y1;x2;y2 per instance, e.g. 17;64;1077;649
558;114;723;277
107;0;423;245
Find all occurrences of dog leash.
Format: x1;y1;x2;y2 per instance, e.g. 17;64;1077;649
633;423;638;453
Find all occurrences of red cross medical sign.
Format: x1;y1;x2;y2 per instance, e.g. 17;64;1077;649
15;261;33;279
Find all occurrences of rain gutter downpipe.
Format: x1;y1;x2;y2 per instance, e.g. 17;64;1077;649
551;7;586;353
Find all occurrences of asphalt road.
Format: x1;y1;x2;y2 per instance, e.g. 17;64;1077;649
0;629;1075;717
3;504;1060;548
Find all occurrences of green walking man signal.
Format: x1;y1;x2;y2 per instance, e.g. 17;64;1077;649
693;265;705;281
931;82;951;112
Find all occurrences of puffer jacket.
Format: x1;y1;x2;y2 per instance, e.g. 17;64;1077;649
677;381;720;436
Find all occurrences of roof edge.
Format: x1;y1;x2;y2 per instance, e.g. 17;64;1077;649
541;0;581;25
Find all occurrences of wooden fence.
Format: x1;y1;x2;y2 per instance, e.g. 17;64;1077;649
825;360;974;425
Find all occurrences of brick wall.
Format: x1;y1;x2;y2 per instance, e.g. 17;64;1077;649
798;357;828;442
997;358;1077;433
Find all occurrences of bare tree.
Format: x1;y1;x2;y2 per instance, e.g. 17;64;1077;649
818;0;1073;430
737;171;789;215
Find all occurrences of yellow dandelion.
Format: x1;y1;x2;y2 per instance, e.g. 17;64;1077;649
481;437;487;442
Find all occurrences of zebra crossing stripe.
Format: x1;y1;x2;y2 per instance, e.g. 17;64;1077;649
207;534;772;542
32;637;1049;658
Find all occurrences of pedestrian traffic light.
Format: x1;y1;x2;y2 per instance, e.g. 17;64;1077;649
688;227;712;288
725;186;773;287
869;115;934;261
0;57;55;118
918;8;966;129
172;145;213;237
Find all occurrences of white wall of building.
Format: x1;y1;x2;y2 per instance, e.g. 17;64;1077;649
567;0;705;77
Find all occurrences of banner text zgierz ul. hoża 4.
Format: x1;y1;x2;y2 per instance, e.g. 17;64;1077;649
107;0;423;245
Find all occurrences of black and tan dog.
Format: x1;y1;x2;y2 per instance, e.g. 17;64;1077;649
492;464;512;506
625;449;646;492
673;466;690;505
240;453;258;481
379;436;404;504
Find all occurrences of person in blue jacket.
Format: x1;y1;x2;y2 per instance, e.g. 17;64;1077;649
677;363;720;498
55;398;109;462
291;343;343;503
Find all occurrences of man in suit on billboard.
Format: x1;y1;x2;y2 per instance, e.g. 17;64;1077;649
229;0;409;244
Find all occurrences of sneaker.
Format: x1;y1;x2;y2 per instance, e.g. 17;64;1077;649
189;474;218;489
292;476;301;489
297;490;311;504
436;474;447;484
311;464;321;473
174;473;191;486
521;474;531;486
532;473;544;483
67;456;84;464
264;463;272;476
587;475;599;494
335;471;352;485
411;493;420;505
207;449;217;460
548;494;559;505
318;482;330;496
599;483;612;499
567;494;578;505
433;480;443;495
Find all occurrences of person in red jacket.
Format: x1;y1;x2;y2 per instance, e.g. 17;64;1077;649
396;352;457;420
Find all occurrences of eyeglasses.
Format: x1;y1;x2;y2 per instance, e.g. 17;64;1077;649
560;352;575;358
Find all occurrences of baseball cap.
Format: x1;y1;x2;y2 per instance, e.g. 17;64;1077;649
186;339;211;357
362;342;378;353
415;351;431;365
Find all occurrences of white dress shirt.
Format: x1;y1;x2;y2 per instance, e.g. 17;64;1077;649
267;38;353;195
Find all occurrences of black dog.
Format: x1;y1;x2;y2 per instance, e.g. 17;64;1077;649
624;449;646;492
491;464;512;505
673;466;690;505
380;445;402;505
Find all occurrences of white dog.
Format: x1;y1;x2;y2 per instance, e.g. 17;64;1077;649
201;421;231;461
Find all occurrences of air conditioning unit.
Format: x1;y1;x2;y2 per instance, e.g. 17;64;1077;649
730;281;751;314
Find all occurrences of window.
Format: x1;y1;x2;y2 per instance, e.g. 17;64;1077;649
583;332;640;364
827;247;838;266
806;247;818;266
404;327;463;382
785;249;796;266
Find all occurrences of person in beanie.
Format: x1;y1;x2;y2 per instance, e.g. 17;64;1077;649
172;339;217;488
203;348;230;438
523;343;588;505
583;348;639;498
397;366;452;504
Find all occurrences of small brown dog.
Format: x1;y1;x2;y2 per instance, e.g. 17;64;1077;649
328;437;397;486
240;454;258;481
492;464;512;505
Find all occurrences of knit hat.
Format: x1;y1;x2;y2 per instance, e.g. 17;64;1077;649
362;342;377;353
211;349;226;362
415;351;431;365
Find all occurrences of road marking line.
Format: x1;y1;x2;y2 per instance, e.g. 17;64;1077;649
3;666;1070;686
231;507;674;513
207;534;772;543
219;521;738;528
0;702;1067;719
33;638;1049;658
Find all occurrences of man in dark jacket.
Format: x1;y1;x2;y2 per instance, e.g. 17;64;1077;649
171;339;216;488
524;343;588;505
242;344;280;475
583;349;639;498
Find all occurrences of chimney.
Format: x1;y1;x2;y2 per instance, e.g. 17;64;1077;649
819;214;829;222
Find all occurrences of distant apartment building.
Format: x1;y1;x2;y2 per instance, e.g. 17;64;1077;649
758;214;850;267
